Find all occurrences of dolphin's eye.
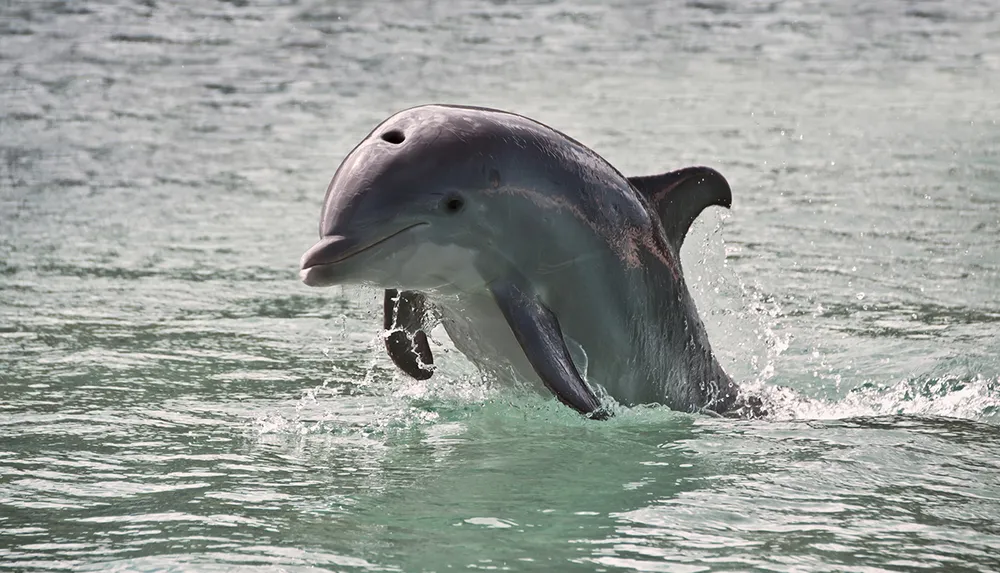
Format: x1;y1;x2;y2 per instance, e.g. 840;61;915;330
443;195;465;214
381;130;405;144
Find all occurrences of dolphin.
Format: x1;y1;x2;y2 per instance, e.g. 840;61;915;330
300;104;761;419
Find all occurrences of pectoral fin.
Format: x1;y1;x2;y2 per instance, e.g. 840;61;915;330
489;279;608;420
383;289;434;380
565;336;589;380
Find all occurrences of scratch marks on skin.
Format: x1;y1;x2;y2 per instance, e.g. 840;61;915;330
649;177;687;206
537;252;599;275
624;225;679;280
444;123;469;143
486;184;678;275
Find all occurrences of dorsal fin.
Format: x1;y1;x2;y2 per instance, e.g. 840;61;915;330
628;166;732;250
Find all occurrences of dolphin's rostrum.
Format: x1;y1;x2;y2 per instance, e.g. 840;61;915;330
300;104;762;419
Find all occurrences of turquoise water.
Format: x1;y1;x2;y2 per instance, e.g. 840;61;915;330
2;0;999;571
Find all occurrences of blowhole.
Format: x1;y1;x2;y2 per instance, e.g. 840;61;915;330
444;196;465;214
382;130;405;144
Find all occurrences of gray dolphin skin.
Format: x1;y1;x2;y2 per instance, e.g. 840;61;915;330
299;104;762;420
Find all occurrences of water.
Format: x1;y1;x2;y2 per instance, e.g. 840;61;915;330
1;0;999;570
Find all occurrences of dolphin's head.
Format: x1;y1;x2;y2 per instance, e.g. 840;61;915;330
299;105;541;292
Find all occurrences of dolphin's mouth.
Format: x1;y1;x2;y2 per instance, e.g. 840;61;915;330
299;223;426;286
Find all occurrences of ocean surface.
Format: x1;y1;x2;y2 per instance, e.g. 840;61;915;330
2;0;999;571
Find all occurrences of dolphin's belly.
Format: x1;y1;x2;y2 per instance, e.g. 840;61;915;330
423;271;713;412
432;293;549;395
549;277;699;410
